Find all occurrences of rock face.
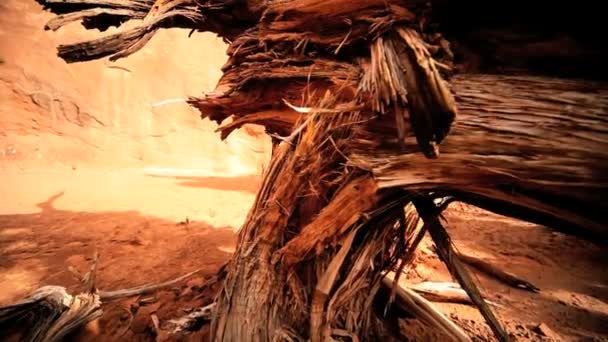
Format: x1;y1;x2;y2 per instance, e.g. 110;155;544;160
0;0;270;174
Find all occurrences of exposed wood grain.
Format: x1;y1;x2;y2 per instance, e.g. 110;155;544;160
351;74;608;240
458;253;540;293
45;8;143;31
272;176;378;266
0;286;102;342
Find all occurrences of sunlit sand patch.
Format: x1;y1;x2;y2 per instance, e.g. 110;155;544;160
0;264;45;304
0;227;33;237
4;240;38;253
142;167;234;178
0;169;256;228
217;245;236;254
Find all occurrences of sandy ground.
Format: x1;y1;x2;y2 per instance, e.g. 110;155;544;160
5;0;603;340
407;204;608;341
0;168;258;229
0;170;607;341
0;0;270;173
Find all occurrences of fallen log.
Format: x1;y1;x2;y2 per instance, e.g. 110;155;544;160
350;74;608;241
195;71;608;240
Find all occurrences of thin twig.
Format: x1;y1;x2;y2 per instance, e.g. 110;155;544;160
106;64;133;73
273;110;313;145
458;253;540;293
99;269;201;300
334;27;352;55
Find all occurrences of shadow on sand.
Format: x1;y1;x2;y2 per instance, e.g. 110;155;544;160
0;191;235;303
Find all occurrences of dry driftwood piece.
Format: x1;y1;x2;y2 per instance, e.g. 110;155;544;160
38;0;608;341
408;282;475;305
0;286;102;342
163;303;217;335
0;266;203;341
406;281;503;309
382;277;471;342
458;253;540;293
37;0;249;62
100;268;201;300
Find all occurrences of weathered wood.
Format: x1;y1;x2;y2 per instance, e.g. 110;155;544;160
414;196;510;342
36;1;608;341
0;286;102;342
44;0;153;10
381;277;472;342
163;303;217;335
196;72;608;242
408;281;477;305
57;8;202;62
351;74;608;240
99;269;201;300
0;269;205;341
272;176;378;266
211;109;365;341
39;0;251;62
458;253;540;293
44;8;143;31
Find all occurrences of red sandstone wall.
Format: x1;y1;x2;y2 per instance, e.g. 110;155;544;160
0;0;270;175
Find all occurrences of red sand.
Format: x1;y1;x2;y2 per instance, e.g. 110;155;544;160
1;1;606;341
1;171;606;341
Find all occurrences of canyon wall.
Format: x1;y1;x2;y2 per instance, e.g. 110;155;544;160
0;0;270;175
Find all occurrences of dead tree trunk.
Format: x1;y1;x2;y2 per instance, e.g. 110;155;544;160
211;73;608;341
35;0;608;341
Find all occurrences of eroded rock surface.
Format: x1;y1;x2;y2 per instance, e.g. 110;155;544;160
0;0;270;174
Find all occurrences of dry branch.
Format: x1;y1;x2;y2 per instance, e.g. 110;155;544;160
0;267;203;341
100;268;201;300
163;303;217;334
458;253;540;293
408;282;472;305
57;8;201;62
39;0;248;62
382;277;471;342
44;8;144;31
311;227;359;342
414;196;510;342
407;281;501;307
